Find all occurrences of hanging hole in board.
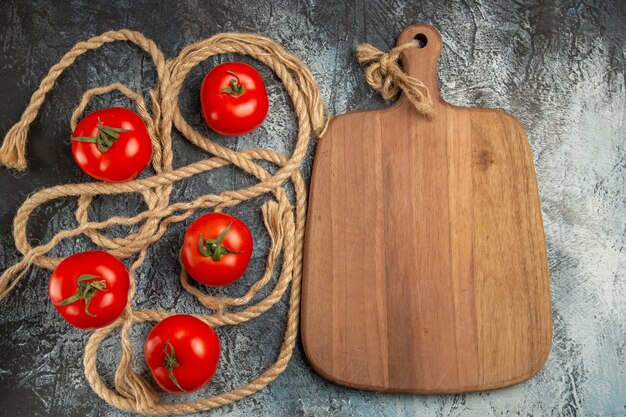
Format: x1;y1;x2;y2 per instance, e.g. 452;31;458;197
414;33;428;48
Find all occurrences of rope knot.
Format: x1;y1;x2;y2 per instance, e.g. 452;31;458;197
377;52;393;75
356;40;435;118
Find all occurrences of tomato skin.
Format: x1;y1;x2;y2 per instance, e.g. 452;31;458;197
48;250;130;329
200;62;269;136
144;315;220;393
181;212;253;286
71;107;152;182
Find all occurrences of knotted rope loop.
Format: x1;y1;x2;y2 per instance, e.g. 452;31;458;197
356;40;435;118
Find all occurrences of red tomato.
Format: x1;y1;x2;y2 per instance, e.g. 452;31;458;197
181;212;253;286
200;62;269;136
144;315;220;393
72;107;152;182
48;250;130;329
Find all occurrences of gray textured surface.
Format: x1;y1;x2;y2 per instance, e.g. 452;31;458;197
0;1;624;416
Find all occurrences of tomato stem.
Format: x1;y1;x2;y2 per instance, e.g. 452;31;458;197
198;222;243;261
221;71;245;97
163;340;186;392
55;274;107;317
72;118;133;153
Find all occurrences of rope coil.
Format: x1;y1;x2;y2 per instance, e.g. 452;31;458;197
0;29;326;415
356;40;435;118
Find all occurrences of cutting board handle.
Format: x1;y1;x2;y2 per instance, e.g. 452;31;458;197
396;24;442;105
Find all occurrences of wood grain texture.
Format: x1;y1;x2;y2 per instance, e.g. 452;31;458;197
301;24;552;394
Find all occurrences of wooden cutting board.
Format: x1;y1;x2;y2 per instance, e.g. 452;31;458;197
301;24;552;394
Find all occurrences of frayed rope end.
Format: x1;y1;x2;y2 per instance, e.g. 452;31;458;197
0;123;29;171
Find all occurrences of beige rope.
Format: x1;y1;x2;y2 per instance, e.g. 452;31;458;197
0;29;326;414
356;40;435;118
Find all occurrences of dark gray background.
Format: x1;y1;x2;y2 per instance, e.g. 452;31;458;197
0;1;624;416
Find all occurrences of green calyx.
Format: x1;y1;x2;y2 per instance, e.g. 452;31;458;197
163;340;186;392
198;222;242;261
72;118;132;153
221;70;245;97
55;274;107;317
